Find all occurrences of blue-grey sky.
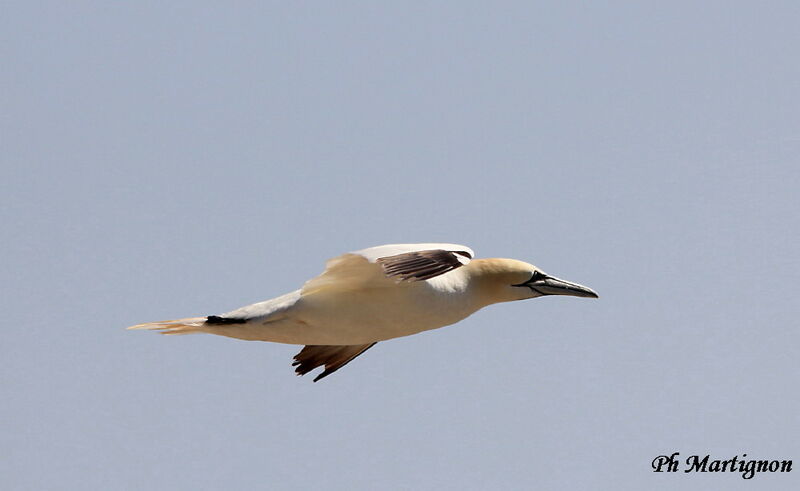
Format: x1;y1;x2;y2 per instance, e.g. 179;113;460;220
3;2;799;490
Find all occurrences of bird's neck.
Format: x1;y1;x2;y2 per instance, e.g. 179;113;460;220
464;259;526;306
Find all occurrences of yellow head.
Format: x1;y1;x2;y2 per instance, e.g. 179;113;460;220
466;258;598;305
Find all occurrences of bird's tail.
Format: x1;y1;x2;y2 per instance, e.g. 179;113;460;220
127;316;208;335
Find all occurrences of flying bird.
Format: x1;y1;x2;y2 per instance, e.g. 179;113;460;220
129;243;598;381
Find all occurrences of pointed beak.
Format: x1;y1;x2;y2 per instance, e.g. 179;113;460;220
530;275;599;298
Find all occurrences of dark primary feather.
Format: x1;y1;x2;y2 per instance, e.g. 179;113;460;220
292;343;377;382
376;249;471;282
205;315;246;324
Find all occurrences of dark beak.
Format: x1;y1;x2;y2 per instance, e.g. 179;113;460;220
530;275;598;298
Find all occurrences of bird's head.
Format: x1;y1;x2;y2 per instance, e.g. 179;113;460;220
469;258;598;304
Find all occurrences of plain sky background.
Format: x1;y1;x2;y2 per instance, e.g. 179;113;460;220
2;2;799;490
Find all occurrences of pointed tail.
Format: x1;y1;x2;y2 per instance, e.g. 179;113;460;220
127;316;208;335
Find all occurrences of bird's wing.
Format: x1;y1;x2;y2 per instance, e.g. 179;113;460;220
301;243;474;294
376;249;472;281
292;343;377;382
352;243;475;264
209;289;302;324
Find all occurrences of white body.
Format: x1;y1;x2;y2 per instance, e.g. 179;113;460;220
129;243;597;345
129;243;597;380
196;243;488;345
206;271;485;345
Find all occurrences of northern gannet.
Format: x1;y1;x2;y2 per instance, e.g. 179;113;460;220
129;243;598;381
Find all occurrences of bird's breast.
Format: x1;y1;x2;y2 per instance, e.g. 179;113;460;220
296;279;481;344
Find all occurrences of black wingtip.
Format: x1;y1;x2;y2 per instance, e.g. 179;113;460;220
206;315;246;325
292;343;378;383
312;370;333;383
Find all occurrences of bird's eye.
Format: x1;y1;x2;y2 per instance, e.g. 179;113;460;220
529;271;546;282
512;271;546;287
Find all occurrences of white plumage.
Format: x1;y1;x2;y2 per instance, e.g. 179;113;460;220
129;243;597;381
